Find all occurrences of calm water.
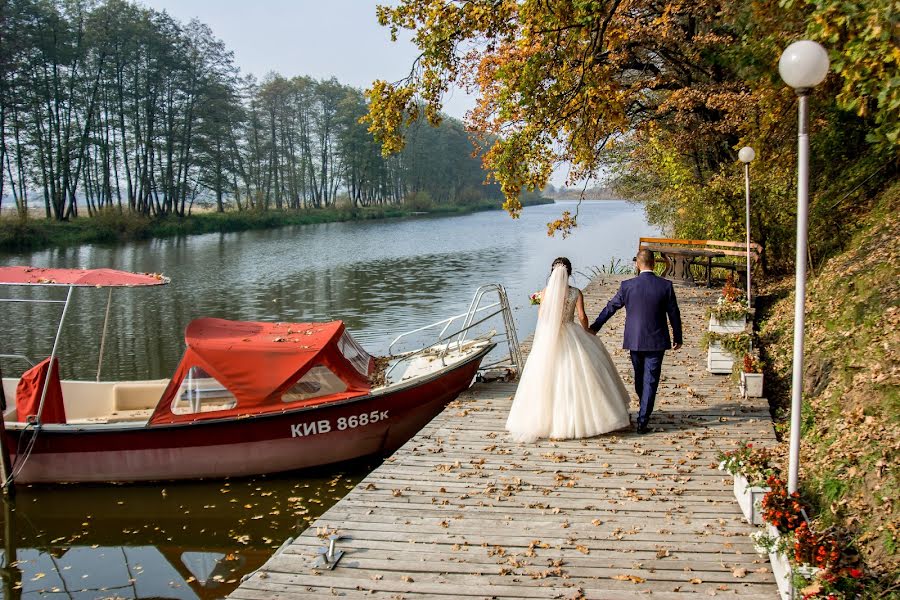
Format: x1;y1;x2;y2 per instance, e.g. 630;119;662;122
0;200;657;598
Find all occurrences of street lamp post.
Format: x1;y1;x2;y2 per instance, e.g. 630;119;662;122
778;40;830;494
738;146;755;306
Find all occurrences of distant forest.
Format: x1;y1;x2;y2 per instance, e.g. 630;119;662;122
542;184;622;201
0;0;505;220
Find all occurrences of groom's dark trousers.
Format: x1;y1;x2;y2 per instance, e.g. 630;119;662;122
629;350;665;428
590;272;682;428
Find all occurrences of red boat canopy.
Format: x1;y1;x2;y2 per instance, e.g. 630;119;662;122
0;266;169;287
149;318;373;425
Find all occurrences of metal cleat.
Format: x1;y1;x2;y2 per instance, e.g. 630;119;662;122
312;534;345;570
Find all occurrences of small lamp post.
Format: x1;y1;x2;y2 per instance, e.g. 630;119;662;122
738;146;755;306
779;40;830;494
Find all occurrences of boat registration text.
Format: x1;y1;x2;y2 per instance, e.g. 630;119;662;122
290;410;389;438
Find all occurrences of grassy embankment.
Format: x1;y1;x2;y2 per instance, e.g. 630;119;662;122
756;181;899;589
0;196;553;252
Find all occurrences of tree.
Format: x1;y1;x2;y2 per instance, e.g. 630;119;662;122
0;0;509;222
364;0;898;266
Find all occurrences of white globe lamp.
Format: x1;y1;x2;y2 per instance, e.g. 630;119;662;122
779;41;830;90
781;40;829;494
738;146;755;307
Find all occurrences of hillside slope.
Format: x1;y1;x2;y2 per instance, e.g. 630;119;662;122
759;181;899;583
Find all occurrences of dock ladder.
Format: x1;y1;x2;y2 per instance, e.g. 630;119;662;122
387;284;523;378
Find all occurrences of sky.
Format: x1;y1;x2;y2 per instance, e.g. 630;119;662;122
140;0;476;119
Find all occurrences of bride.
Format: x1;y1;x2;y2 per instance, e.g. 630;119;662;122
506;257;631;442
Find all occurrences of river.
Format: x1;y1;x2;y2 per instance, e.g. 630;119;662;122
0;200;658;598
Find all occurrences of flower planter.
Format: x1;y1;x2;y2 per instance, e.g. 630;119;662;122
706;341;735;374
740;371;764;398
766;524;794;600
708;315;747;333
732;473;769;525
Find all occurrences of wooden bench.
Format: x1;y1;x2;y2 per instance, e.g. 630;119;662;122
637;237;762;287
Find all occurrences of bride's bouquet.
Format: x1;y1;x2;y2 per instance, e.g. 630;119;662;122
529;291;542;305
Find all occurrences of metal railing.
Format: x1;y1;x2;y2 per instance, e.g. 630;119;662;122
0;354;36;368
386;284;522;378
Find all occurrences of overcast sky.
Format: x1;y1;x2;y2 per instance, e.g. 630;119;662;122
140;0;476;119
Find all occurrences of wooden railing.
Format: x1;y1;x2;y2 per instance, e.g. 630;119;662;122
637;237;762;284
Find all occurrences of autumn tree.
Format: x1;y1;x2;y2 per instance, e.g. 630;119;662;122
365;0;898;267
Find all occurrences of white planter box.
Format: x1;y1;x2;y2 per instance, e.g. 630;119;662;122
766;524;794;600
741;372;764;397
709;315;747;333
733;474;769;525
707;341;735;374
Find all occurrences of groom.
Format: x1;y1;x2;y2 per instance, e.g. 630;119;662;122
590;249;683;434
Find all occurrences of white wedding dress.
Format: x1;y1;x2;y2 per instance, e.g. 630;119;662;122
506;266;631;442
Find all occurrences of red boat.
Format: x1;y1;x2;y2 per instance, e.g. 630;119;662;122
0;267;518;484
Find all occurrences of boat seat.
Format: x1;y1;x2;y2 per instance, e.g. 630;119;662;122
68;408;153;425
113;381;168;411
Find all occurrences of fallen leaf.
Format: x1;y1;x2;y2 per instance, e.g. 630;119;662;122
612;574;646;583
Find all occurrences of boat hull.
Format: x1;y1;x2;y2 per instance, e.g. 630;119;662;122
6;346;492;484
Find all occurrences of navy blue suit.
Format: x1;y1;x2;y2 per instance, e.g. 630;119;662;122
590;272;682;428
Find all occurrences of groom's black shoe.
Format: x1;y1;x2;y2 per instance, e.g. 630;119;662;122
635;423;650;434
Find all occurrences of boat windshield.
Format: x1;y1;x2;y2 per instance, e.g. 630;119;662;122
281;366;348;403
337;331;372;376
171;366;238;415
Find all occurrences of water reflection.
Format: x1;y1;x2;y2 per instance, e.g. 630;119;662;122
1;460;377;599
0;200;657;598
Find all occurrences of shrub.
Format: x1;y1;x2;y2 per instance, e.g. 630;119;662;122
403;191;433;211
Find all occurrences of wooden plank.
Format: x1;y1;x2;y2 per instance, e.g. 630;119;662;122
261;554;775;584
237;569;778;598
281;537;768;565
638;236;762;253
228;275;778;599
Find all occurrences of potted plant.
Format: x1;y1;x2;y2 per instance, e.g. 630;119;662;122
717;442;773;525
753;501;865;599
703;330;752;374
752;475;868;600
709;273;750;331
758;476;809;599
708;300;751;332
788;539;865;600
740;353;764;397
721;272;744;303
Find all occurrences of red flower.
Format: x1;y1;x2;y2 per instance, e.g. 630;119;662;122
849;568;863;578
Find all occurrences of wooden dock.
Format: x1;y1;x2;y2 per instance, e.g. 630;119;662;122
229;275;779;599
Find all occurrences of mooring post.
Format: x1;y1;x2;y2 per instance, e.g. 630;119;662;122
1;495;20;599
0;363;15;497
